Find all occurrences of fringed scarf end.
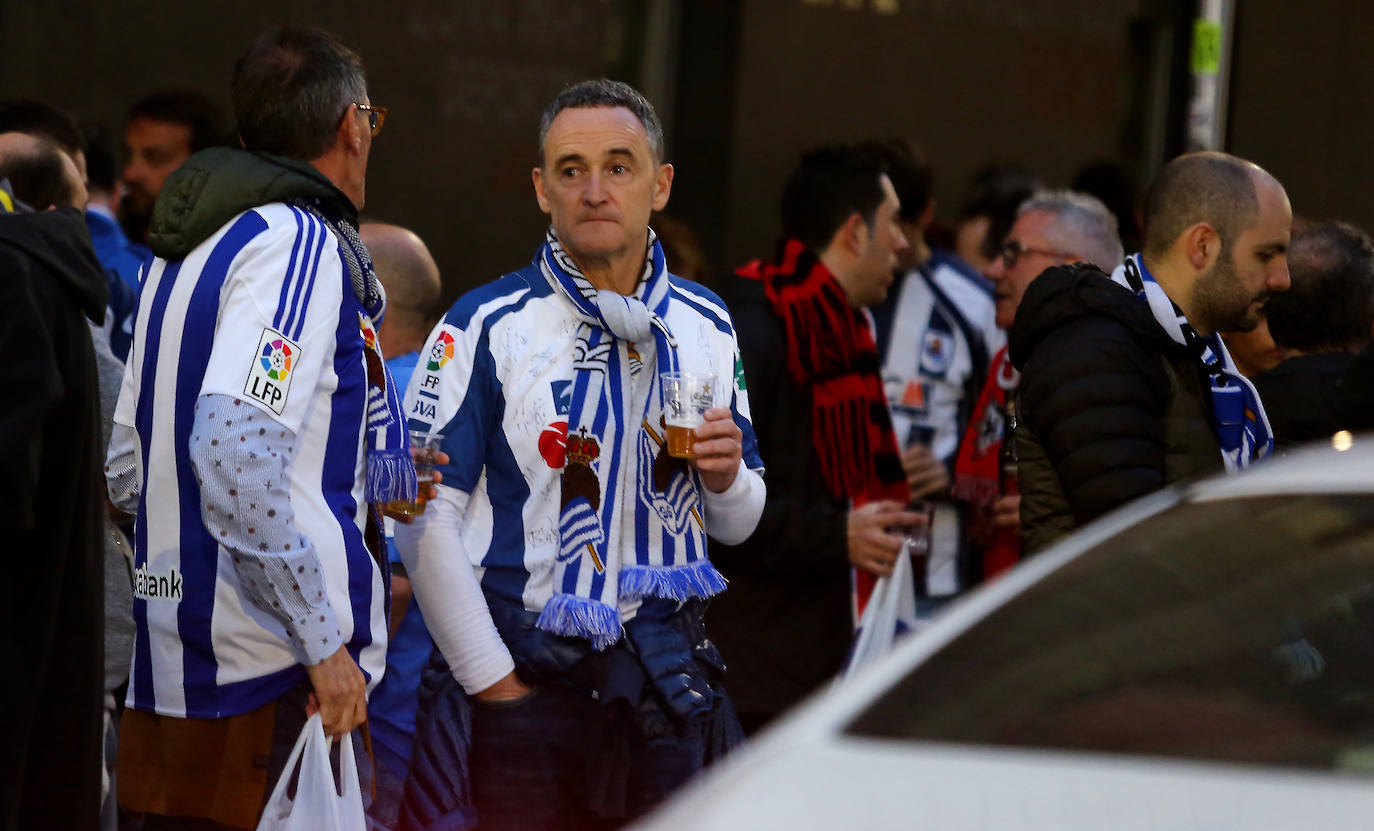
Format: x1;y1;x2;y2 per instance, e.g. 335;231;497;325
619;560;728;602
536;593;622;651
366;447;417;504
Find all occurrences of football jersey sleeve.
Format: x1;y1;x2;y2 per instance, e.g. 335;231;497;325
199;212;342;433
404;317;496;495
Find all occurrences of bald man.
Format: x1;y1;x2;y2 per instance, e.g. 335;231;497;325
357;221;442;828
0;130;86;210
1009;152;1291;553
362;222;442;359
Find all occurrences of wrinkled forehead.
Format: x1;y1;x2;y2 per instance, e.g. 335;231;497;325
542;106;654;164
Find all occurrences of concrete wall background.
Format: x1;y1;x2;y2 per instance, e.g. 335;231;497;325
0;0;616;304
4;0;1363;304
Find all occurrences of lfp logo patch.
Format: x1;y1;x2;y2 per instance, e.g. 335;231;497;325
245;327;301;415
260;338;294;380
427;331;456;371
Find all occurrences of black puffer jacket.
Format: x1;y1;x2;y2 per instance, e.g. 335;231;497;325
1008;264;1223;553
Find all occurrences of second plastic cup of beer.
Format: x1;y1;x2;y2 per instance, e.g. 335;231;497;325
660;371;719;459
384;431;441;518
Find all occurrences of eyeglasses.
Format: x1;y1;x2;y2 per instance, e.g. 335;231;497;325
354;103;387;137
1000;239;1073;269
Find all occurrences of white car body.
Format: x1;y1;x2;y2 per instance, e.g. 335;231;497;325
635;437;1374;830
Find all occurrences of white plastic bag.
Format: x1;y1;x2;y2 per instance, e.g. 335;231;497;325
257;713;366;831
841;539;920;680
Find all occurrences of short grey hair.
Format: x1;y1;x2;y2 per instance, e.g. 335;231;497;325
1018;189;1125;271
232;26;367;160
537;79;664;165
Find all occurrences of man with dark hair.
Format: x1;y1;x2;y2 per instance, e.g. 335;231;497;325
397;78;764;830
864;137;1001;605
709;144;922;732
120;89;230;245
953;164;1040;273
0;131;109;831
1011;151;1290;553
1252;221;1374;449
85;122;151;296
105;27;410;829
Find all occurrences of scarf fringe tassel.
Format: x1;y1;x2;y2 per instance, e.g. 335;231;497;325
366;447;418;504
619;560;728;602
536;594;622;651
951;476;1001;511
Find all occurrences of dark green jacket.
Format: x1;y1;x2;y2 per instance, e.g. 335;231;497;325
149;147;357;260
1008;264;1223;554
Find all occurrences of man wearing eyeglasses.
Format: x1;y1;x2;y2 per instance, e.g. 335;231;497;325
105;26;412;829
956;190;1122;576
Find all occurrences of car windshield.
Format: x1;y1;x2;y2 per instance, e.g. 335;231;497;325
847;493;1374;775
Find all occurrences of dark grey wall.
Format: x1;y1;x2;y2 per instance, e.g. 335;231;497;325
717;0;1150;270
0;0;620;305
14;0;1354;309
1228;0;1374;231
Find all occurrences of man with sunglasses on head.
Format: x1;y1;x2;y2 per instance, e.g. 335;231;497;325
105;26;414;830
1007;153;1290;555
957;190;1122;577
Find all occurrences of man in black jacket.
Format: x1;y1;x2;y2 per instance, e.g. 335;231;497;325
1010;152;1291;553
712;145;923;732
1253;221;1374;450
0;132;109;831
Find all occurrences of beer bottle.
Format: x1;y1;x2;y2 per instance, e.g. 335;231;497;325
999;396;1019;497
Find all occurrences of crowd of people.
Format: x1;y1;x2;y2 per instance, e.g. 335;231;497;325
6;22;1374;831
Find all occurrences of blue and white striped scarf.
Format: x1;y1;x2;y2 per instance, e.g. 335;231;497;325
537;228;726;649
295;198;415;504
1112;253;1273;471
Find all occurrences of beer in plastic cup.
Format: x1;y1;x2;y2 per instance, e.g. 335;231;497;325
660;371;718;459
383;432;441;518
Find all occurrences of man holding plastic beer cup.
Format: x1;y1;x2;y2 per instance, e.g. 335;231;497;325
395;79;765;829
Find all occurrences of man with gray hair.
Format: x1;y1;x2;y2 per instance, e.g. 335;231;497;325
106;26;418;828
1009;152;1290;554
954;189;1122;578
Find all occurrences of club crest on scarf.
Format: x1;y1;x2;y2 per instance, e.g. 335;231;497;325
638;415;702;534
535;228;726;651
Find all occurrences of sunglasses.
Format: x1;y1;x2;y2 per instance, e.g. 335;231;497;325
1001;239;1073;269
354;103;387;137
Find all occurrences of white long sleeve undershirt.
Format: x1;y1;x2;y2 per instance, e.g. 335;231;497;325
394;463;765;696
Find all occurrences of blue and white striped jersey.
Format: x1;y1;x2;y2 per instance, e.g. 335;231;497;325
404;262;762;621
113;203;388;718
874;250;1005;466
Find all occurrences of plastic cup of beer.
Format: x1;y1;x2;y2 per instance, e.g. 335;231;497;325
661;371;719;459
384;431;441;518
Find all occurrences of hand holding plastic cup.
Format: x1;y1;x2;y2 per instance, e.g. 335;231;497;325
383;431;442;518
895;501;935;560
661;371;719;459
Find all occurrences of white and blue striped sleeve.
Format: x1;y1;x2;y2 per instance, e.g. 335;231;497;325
199;208;341;434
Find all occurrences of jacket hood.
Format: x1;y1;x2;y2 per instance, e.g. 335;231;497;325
149;147;357;260
0;207;108;322
1008;262;1187;370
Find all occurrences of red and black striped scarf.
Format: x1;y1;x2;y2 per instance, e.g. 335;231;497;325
739;239;907;506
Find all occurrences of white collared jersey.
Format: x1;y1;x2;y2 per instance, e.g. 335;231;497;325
404;263;762;620
874;250;1005;465
113;203;387;718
